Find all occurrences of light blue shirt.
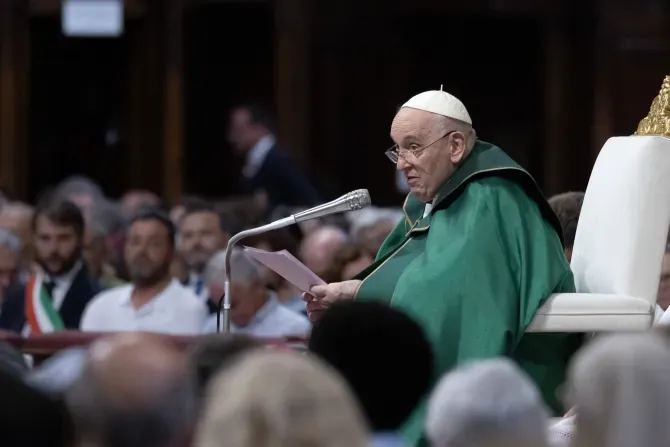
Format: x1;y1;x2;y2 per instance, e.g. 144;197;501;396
202;296;311;337
370;432;407;447
281;295;307;315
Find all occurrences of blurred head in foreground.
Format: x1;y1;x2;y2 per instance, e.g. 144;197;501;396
195;350;368;447
66;333;196;447
567;332;670;447
426;358;550;447
309;300;433;432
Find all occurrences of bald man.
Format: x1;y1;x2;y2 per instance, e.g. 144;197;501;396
66;333;197;447
298;225;348;280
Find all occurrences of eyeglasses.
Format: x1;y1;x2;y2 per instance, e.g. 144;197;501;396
384;131;455;164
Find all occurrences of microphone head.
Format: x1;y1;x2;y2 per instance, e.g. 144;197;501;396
345;189;371;210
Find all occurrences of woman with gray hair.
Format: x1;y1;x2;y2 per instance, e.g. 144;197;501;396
195;350;369;447
425;357;550;447
566;332;670;447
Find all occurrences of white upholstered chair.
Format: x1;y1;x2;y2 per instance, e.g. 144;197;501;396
527;136;670;332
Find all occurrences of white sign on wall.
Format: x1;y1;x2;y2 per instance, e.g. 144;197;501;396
62;0;124;37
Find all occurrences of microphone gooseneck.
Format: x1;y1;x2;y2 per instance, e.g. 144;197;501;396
216;189;371;333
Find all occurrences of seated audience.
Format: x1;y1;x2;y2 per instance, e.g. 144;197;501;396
0;199;100;333
547;191;584;262
202;248;311;336
194;350;368;447
309;301;433;447
188;333;263;396
66;332;197;447
657;231;670;310
0;229;21;308
80;210;207;334
425;358;550;447
566;333;670;447
179;202;229;301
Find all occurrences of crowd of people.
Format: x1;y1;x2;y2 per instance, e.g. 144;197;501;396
1;91;670;447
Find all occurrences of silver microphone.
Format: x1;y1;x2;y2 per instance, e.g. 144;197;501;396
216;189;371;333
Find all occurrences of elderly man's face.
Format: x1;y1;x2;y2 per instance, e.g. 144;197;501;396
391;108;467;203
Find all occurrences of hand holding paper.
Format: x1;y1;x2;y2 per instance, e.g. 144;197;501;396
243;246;326;293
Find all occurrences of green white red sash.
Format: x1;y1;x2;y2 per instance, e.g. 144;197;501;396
24;274;65;334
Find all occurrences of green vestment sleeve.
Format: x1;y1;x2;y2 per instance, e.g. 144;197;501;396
355;176;581;446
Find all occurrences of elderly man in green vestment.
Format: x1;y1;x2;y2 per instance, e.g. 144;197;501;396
305;88;582;446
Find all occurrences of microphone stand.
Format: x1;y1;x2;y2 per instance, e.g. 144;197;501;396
216;216;296;333
215;189;371;333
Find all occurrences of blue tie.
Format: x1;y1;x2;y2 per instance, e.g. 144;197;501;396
194;277;203;296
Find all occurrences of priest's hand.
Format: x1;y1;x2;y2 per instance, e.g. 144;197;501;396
302;280;362;323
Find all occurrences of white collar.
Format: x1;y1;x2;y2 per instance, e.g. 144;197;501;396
121;278;178;307
242;135;276;178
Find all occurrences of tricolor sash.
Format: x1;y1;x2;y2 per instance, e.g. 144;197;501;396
24;274;65;334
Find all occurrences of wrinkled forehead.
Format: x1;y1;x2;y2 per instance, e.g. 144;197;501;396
390;107;441;141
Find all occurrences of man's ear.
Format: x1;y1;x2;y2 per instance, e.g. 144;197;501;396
449;132;467;164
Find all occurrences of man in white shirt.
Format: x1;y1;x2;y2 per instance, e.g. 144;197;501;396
178;202;228;301
81;210;207;335
202;248;311;337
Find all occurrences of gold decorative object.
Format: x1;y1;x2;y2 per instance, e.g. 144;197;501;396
635;75;670;137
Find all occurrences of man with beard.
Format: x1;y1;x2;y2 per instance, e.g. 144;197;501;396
80;210;207;334
179;202;228;301
0;200;100;333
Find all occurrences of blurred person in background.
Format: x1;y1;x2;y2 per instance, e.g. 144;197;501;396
66;332;197;447
120;189;161;219
309;301;434;447
246;228;305;313
0;229;21;310
0;201;35;280
326;243;375;282
548;191;584;263
202;248;311;336
194;350;369;447
179;202;229;301
298;225;349;280
54;175;105;217
227;103;322;209
89;200;129;281
83;221;124;289
0;199;100;333
657;231;670;310
80;210;207;334
425;358;550;447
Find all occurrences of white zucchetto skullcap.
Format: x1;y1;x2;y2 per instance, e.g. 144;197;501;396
426;357;550;447
401;87;472;125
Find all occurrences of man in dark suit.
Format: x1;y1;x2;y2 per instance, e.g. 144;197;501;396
0;200;100;333
227;104;322;209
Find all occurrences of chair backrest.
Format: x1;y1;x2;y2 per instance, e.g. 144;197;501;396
571;136;670;305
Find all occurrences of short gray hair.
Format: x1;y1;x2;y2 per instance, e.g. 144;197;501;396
0;228;21;254
426;358;549;447
204;248;263;287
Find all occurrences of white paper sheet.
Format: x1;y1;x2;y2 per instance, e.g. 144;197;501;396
243;246;326;293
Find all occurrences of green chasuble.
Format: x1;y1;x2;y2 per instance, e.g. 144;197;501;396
354;141;582;446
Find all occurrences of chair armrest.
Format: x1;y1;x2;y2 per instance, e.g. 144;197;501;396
526;293;654;333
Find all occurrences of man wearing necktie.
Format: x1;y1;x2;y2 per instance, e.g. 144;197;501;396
0;200;100;333
178;203;228;302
